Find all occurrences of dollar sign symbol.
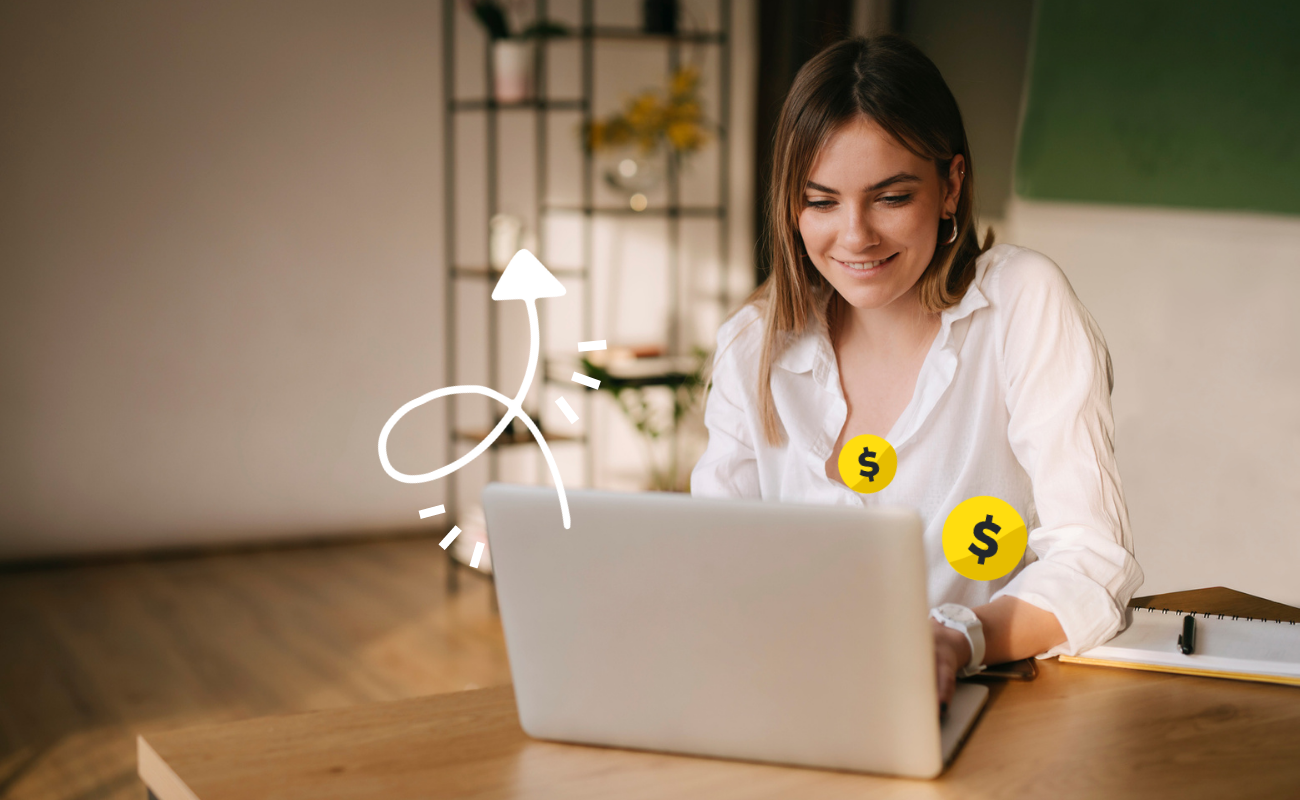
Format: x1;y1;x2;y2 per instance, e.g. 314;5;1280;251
968;514;1001;565
858;447;879;482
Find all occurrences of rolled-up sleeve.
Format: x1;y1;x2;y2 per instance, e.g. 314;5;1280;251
988;253;1145;656
691;311;762;499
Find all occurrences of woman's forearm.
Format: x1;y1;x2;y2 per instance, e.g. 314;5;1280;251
973;596;1066;665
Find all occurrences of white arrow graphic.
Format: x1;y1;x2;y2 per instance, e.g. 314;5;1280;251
378;249;572;529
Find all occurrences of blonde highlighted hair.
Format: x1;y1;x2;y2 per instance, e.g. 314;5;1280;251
747;35;994;445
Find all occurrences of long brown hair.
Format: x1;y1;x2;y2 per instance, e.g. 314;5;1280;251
749;35;994;445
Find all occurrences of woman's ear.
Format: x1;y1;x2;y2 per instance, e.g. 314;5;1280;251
944;154;965;216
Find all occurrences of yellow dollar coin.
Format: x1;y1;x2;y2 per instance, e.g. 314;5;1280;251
942;496;1028;581
837;434;897;493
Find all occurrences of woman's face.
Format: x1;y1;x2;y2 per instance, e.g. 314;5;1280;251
798;115;963;312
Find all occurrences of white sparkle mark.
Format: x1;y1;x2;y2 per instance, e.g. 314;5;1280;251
470;541;486;569
577;340;607;352
555;396;579;424
571;372;600;390
419;504;445;519
439;526;461;550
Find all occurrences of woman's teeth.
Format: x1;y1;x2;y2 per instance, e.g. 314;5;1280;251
838;254;895;270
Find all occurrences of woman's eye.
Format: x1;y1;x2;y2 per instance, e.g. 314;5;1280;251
881;194;913;205
805;198;835;209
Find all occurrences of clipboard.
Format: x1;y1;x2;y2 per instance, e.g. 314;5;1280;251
1060;605;1300;687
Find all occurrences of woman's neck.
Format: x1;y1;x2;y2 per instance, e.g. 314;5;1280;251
833;285;940;355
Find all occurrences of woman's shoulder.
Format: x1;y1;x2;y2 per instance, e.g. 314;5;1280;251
714;303;765;362
974;242;1080;310
972;243;1109;377
708;303;766;395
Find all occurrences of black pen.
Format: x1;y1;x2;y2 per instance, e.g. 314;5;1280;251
1177;615;1196;655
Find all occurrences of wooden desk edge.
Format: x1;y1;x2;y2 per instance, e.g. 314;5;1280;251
138;687;521;800
139;734;202;800
135;589;1300;800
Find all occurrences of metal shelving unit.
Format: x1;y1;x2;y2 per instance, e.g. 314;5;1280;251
441;0;732;584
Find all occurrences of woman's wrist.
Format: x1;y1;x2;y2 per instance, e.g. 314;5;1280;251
932;620;973;668
930;604;983;673
973;596;1067;664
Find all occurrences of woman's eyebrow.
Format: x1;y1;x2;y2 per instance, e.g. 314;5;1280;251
806;181;840;194
806;172;922;194
867;172;922;190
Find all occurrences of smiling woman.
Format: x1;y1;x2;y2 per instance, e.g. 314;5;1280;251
801;126;955;313
800;116;964;460
691;36;1144;711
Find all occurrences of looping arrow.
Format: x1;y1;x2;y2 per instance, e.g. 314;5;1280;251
378;250;572;529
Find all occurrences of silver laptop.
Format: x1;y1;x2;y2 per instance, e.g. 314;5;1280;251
482;484;987;779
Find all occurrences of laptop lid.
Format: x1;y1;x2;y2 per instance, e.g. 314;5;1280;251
484;484;977;779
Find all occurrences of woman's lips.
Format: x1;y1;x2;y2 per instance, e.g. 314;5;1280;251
833;253;897;273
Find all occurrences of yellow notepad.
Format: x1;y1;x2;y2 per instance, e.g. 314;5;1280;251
1060;607;1300;687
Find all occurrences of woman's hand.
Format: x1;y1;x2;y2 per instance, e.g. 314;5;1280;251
929;598;1068;712
930;619;972;710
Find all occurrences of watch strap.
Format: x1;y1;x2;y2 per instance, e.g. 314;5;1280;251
930;605;985;677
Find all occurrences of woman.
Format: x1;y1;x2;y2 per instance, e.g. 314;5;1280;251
691;36;1144;708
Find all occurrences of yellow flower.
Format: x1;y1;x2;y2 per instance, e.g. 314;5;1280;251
670;66;700;98
667;121;705;151
583;66;710;156
666;100;701;126
585;121;605;151
624;93;662;129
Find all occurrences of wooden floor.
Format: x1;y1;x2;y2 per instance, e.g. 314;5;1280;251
0;537;510;800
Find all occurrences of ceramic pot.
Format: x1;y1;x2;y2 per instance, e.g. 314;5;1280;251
492;39;532;103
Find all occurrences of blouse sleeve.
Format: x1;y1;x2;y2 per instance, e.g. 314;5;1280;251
988;251;1145;656
690;310;763;499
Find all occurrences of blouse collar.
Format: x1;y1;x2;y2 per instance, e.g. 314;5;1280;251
774;264;991;376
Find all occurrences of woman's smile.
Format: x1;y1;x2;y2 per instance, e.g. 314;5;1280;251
831;252;898;274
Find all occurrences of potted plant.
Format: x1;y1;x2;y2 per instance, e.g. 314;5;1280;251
581;347;708;492
466;1;568;103
583;66;713;208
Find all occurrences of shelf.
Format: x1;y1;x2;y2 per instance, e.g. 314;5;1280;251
455;428;585;446
453;27;724;47
453;265;587;279
581;372;695;390
440;0;731;494
572;26;726;44
569;354;703;389
450;98;586;112
542;205;725;218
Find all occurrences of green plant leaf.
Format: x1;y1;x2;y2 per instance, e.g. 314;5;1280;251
472;1;511;39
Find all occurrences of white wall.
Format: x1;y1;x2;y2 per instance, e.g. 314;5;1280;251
0;0;756;561
1006;200;1300;606
0;1;451;559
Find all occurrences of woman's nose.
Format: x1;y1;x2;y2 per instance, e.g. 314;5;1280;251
840;205;879;251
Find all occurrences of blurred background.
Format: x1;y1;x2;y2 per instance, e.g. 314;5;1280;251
1;1;1298;797
5;0;1298;601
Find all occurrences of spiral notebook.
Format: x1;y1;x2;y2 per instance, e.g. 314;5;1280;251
1060;607;1300;687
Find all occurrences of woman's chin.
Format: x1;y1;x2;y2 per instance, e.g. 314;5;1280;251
831;283;904;311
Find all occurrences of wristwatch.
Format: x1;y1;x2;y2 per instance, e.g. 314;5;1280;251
930;603;986;678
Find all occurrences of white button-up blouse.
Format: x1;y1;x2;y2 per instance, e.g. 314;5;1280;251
690;244;1144;657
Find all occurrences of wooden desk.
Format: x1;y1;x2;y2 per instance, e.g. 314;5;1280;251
139;590;1300;800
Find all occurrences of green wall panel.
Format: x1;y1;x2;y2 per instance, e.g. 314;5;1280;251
1015;1;1300;215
